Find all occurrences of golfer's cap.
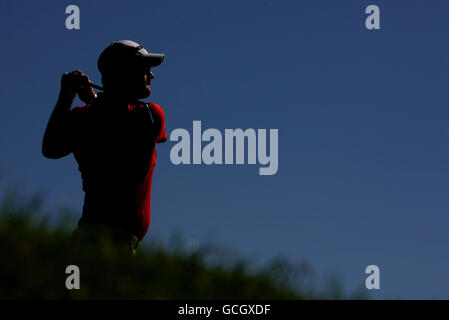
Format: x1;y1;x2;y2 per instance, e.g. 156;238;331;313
98;40;164;74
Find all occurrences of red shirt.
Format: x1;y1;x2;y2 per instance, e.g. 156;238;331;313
69;94;167;240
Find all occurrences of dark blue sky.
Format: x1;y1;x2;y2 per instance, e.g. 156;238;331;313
1;0;449;299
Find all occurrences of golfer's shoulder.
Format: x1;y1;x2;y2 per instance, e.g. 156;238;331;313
147;102;166;123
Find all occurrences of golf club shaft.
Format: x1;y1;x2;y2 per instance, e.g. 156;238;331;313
88;81;104;91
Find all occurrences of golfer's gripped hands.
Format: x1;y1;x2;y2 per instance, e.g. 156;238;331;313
60;70;97;104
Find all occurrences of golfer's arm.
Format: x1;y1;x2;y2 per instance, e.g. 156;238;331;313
42;92;75;159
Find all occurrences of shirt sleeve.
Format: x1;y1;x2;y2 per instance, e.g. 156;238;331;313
43;104;85;158
148;102;167;143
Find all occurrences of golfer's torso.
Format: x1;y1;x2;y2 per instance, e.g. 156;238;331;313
71;103;156;229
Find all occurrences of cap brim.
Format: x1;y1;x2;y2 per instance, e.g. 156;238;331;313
139;52;165;67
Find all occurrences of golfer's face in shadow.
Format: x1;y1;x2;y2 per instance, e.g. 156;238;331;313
106;62;154;100
126;63;153;99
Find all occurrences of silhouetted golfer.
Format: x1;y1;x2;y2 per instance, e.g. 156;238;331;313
42;40;167;254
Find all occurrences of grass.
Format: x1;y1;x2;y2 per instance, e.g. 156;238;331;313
0;188;367;300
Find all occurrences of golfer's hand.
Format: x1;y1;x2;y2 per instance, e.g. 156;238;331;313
60;70;97;104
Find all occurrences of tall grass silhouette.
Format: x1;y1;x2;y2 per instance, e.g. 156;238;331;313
0;187;367;299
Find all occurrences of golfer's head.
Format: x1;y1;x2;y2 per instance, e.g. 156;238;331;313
98;40;164;99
